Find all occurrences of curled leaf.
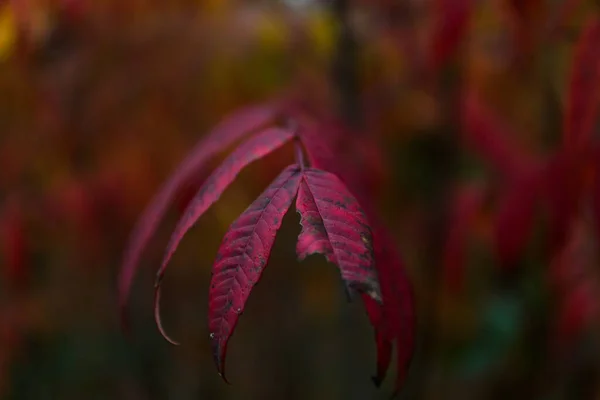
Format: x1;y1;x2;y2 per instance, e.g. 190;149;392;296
118;104;276;325
154;127;294;343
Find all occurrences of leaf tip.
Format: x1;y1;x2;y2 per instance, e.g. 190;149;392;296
154;286;180;346
211;336;231;384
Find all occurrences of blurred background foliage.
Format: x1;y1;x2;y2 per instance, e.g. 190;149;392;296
1;0;600;399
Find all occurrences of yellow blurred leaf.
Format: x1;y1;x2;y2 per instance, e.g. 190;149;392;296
0;5;16;61
307;10;334;59
256;13;288;50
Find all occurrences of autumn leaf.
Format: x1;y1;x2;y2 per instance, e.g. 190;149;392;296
118;103;276;325
208;164;302;380
154;127;294;344
297;125;414;393
296;168;382;303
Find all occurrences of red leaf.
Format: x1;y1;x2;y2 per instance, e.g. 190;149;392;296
208;165;302;381
154;127;294;344
118;104;276;324
429;0;473;71
296;168;382;303
563;16;600;149
298;126;414;393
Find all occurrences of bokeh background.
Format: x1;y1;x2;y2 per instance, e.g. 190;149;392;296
1;0;600;399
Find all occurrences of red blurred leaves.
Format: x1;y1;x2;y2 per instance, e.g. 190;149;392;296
452;13;600;350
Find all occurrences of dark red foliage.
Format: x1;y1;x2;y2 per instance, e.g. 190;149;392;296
452;14;600;350
119;102;415;396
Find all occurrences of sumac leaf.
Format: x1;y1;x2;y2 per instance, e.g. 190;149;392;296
154;127;294;344
208;165;302;380
299;126;414;393
296;168;382;303
118;104;276;323
564;16;600;149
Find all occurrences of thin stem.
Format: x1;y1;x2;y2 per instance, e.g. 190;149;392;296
331;0;361;128
294;140;306;171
